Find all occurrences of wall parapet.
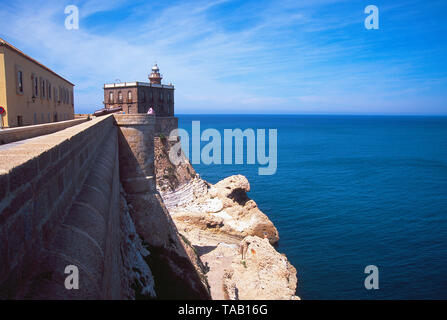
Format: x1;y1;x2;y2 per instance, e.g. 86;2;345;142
0;118;89;146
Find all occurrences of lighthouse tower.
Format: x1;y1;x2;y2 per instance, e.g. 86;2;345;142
149;63;162;85
104;62;175;117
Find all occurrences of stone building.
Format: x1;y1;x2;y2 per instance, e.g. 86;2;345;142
0;38;75;129
103;64;175;116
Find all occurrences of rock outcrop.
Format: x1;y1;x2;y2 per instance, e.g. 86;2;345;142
165;175;279;245
222;236;299;300
119;191;156;299
155;135;197;192
121;184;210;300
154;137;299;300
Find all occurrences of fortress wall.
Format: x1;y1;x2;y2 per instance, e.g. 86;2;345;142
0;117;89;145
0;115;118;298
115;114;156;194
30;124;122;299
154;116;178;137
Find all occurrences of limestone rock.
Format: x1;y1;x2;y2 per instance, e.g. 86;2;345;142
154;138;298;300
120;195;156;299
222;236;299;300
160;174;279;245
154;137;197;192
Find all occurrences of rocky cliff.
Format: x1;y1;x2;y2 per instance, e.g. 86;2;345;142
154;137;299;300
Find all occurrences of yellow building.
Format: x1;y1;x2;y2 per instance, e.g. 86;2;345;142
0;38;74;128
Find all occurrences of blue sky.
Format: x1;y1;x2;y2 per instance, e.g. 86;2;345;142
0;0;446;115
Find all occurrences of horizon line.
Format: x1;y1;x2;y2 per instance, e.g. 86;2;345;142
174;113;447;117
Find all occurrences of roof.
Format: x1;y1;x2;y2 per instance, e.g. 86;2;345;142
0;38;75;86
104;81;174;89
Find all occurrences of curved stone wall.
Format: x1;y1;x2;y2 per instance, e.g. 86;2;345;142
0;115;118;298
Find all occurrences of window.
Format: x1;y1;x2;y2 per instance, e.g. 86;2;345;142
54;87;57;102
109;92;114;103
33;75;38;97
160;91;163;101
17;70;23;93
33;113;37;124
149;91;153;101
15;66;24;94
41;78;45;98
59;87;62;103
118;91;123;102
127;91;132;102
48;82;52;100
41;113;44;123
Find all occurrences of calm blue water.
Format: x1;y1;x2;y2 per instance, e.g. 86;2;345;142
177;115;447;300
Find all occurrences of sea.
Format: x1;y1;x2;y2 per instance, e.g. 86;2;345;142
177;114;447;300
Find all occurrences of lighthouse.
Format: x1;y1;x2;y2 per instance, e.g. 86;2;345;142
149;63;162;85
103;62;174;116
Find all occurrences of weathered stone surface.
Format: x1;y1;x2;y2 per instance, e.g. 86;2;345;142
154;136;197;192
155;136;279;245
222;236;299;300
154;117;178;137
162;174;280;245
119;191;156;299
